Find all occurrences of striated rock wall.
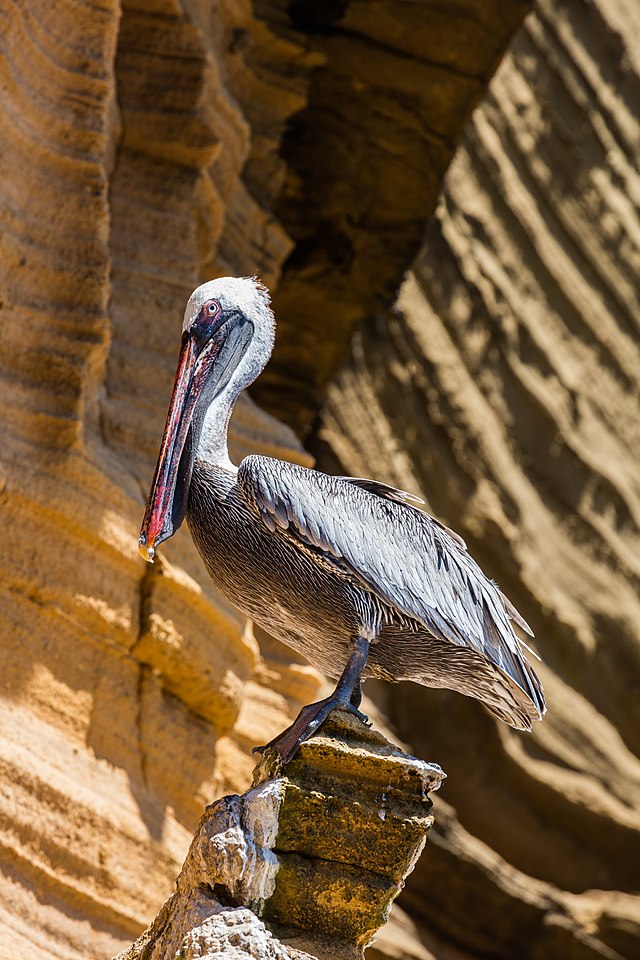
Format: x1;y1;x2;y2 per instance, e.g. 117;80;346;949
253;0;533;434
0;1;531;958
0;1;318;956
318;1;640;958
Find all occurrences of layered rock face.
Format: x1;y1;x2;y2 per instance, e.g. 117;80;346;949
0;1;530;959
319;1;640;958
252;0;533;434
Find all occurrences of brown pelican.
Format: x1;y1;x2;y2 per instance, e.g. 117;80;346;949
139;277;545;762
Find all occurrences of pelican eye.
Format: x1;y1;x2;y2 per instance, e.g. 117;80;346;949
191;298;224;346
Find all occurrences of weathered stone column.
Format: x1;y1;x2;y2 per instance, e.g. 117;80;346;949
115;712;444;960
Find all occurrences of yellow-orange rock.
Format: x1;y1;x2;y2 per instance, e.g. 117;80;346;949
115;712;444;959
7;0;638;958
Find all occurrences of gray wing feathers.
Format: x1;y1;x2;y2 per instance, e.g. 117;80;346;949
238;456;545;718
339;476;468;549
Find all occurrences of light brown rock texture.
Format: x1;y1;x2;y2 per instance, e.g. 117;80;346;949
1;0;638;958
318;1;640;958
114;713;444;960
0;0;529;957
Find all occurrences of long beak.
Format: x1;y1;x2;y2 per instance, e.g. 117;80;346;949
139;332;198;562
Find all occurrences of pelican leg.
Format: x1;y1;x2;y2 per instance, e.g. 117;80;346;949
350;681;363;710
253;636;370;764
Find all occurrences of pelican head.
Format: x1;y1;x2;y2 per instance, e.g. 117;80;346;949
138;277;275;562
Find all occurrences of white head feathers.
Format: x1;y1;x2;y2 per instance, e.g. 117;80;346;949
183;276;273;333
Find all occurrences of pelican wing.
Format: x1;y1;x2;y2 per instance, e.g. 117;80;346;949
336;476;469;551
237;455;545;715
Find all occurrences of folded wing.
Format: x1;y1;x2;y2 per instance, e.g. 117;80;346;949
237;455;545;720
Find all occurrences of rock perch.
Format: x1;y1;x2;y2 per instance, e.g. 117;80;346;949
115;712;444;960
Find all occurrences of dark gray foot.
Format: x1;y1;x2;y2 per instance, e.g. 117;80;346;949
252;697;369;765
252;635;371;765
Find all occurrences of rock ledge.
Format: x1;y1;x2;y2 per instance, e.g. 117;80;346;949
116;712;444;960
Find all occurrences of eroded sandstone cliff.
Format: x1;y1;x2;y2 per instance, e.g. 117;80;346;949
319;1;640;957
0;0;529;957
1;0;637;958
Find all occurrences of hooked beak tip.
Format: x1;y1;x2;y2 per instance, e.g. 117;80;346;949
138;535;155;563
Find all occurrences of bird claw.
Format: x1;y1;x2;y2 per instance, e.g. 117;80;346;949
340;703;371;727
252;736;300;767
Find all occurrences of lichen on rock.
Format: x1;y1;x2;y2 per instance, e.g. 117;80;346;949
116;712;444;960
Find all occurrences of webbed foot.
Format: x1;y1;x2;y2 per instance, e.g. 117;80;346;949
252;697;370;765
252;635;371;765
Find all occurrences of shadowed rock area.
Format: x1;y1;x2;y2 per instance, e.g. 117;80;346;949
318;1;640;957
252;0;531;433
1;0;637;958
